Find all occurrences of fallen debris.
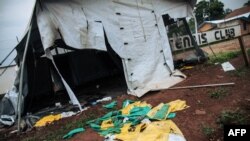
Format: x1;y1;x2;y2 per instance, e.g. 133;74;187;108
195;109;206;115
169;82;235;90
221;62;235;72
180;66;194;71
61;111;77;118
86;99;189;141
63;127;85;139
96;97;112;103
34;111;78;127
34;114;61;127
103;101;117;109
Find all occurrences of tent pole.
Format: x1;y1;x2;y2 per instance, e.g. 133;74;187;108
17;23;32;133
192;10;199;45
180;18;205;58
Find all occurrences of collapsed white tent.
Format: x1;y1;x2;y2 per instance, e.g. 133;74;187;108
36;0;196;99
1;0;198;128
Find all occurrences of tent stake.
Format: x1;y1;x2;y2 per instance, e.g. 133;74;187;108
168;82;235;90
17;23;32;133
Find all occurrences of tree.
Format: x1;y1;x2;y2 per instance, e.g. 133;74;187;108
244;0;250;6
224;8;232;15
194;0;209;25
188;18;195;33
194;0;225;24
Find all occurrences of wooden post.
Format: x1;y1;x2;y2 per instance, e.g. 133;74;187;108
238;36;249;67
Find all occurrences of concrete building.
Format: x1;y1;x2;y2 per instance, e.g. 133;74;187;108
198;6;250;35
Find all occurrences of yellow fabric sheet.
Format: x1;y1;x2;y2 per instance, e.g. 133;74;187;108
167;99;189;112
115;120;183;141
147;103;165;119
121;101;152;115
34;114;61;127
147;99;189;119
101;119;114;130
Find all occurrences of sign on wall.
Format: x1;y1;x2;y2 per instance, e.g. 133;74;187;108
169;25;241;51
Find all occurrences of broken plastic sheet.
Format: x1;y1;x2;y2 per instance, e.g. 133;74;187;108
36;0;193;97
221;62;235;72
0;87;19;126
45;50;82;111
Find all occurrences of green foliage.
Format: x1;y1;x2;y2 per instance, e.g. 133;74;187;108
194;0;209;25
188;18;196;33
228;67;248;77
209;87;228;99
244;0;250;6
167;22;186;38
194;0;225;24
208;51;240;64
201;125;215;138
217;110;249;126
224;8;232;16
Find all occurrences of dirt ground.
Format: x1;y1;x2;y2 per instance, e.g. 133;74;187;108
1;37;250;141
1;51;249;141
71;54;250;141
174;34;250;60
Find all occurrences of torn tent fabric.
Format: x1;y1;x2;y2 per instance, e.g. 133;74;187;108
63;127;85;139
147;100;189;120
88;99;189;140
115;120;185;141
121;101;152;115
103;101;117;109
35;0;195;97
168;99;189;112
34;114;61;127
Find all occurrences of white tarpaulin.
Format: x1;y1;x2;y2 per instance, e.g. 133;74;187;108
36;0;195;97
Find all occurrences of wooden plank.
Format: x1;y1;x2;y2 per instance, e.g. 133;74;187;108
168;82;235;90
238;36;249;67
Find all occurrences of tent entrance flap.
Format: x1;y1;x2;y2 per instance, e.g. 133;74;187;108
35;0;193;97
45;50;82;111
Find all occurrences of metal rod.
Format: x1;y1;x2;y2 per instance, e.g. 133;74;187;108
17;24;32;132
181;18;205;58
0;59;15;77
192;11;199;46
208;43;216;57
0;47;16;66
168;82;235;90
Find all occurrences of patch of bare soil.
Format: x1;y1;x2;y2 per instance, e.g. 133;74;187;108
2;55;250;141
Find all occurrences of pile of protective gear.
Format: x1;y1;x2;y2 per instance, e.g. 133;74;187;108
87;99;189;141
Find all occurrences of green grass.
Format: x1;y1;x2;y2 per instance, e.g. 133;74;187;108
208;51;240;64
201;124;215;138
22;112;100;141
228;67;248;77
217;110;249;126
208;88;229;99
